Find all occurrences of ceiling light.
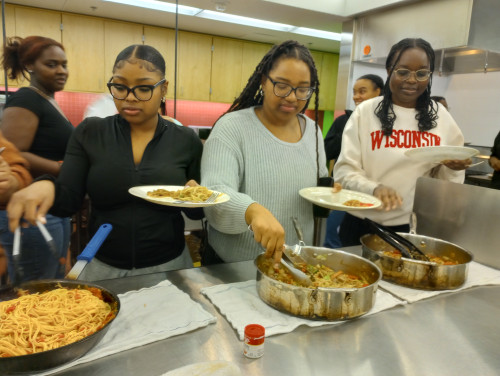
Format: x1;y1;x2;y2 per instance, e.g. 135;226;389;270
101;0;202;16
102;0;341;40
291;27;341;41
197;10;293;32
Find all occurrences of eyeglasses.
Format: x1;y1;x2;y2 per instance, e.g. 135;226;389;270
107;78;166;101
265;75;315;100
393;69;431;82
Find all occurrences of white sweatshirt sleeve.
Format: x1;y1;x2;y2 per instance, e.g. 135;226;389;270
333;107;380;195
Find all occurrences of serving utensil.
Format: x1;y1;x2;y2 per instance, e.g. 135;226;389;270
283;217;306;259
12;227;23;285
364;218;429;261
247;224;312;287
66;224;113;279
280;252;313;287
36;219;65;276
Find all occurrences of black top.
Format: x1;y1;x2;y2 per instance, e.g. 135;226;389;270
323;110;353;162
4;87;74;160
491;130;500;189
50;115;204;269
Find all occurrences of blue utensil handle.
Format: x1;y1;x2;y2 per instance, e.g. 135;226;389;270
76;224;113;262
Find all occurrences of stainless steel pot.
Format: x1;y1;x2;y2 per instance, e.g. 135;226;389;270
255;247;381;321
360;233;473;290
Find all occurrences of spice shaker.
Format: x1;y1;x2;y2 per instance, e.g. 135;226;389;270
243;324;265;358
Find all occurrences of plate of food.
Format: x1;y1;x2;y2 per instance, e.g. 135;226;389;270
404;145;479;164
128;185;230;207
299;187;381;211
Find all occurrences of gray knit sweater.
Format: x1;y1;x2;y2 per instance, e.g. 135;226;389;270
201;107;328;262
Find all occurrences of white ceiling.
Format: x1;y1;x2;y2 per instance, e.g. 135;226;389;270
4;0;419;53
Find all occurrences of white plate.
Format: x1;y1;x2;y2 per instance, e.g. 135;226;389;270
299;187;381;211
404;146;479;164
128;185;230;208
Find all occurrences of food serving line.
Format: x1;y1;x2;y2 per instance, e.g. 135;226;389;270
48;245;500;376
4;167;500;375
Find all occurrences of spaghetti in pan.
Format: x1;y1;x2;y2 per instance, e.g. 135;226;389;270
0;286;116;357
0;280;120;374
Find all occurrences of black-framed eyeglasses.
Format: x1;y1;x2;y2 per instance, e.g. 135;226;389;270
393;69;431;82
107;78;166;101
265;75;315;100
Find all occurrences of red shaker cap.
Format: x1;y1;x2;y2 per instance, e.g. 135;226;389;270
245;324;265;338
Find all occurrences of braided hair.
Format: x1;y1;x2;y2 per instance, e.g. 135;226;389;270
221;40;322;182
375;38;438;136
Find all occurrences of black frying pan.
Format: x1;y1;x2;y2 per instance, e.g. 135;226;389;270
0;279;120;375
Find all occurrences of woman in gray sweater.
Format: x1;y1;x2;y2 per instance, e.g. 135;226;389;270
201;40;328;264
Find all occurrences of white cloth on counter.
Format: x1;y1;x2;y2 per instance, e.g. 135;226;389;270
39;280;216;376
201;280;405;340
379;261;500;303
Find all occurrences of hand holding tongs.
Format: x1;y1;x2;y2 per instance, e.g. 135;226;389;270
364;218;429;261
248;224;312;287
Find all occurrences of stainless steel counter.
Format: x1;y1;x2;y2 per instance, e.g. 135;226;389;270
55;247;500;376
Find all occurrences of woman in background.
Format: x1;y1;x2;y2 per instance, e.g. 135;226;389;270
323;74;383;249
324;74;384;169
201;40;328;264
334;38;470;246
0;36;72;281
7;44;203;280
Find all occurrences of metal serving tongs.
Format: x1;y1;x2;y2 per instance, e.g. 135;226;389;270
248;224;312;287
282;217;306;260
36;220;66;276
280;253;313;287
12;227;24;285
364;217;429;261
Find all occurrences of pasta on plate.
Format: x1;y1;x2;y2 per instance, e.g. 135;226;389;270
0;287;116;357
147;186;213;202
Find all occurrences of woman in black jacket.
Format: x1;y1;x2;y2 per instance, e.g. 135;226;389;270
7;45;203;280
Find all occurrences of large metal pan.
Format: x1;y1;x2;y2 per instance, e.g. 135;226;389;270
255;246;381;320
0;279;120;375
360;233;473;290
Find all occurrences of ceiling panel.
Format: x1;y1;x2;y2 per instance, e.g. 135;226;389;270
2;0;416;53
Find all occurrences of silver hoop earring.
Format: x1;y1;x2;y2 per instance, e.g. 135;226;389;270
259;89;263;97
27;70;34;73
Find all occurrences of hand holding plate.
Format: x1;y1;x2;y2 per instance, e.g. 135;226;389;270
373;184;403;211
